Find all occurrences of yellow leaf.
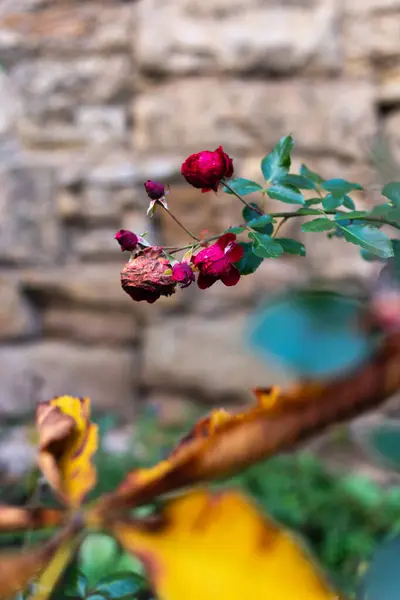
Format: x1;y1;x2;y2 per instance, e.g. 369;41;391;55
113;490;340;600
37;395;98;507
96;334;400;515
0;506;64;532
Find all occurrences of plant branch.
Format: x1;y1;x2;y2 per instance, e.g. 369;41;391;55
222;180;264;215
159;204;200;242
164;211;400;255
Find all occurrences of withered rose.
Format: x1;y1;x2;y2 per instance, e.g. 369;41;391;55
181;146;234;193
121;247;176;303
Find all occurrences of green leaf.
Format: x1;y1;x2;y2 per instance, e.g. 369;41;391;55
322;193;343;211
94;572;145;599
276;238;306;256
248;232;284;258
297;207;323;215
267;184;305;205
248;289;376;378
247;214;274;235
242;202;263;222
305;197;323;206
275;174;316;189
335;210;369;219
360;248;384;262
322;178;363;196
299;164;325;185
301;218;335;232
223;178;263;196
382;182;400;207
77;574;89;598
235;242;263;275
343;195;356;210
261;135;294;182
225;225;246;234
79;534;122;588
339;224;394;259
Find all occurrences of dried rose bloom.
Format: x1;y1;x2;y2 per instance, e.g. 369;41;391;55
121;247;176;303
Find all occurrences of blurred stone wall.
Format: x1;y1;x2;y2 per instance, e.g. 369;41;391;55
0;0;398;428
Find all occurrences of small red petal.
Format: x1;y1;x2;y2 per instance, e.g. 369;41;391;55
216;233;236;250
197;273;218;289
220;266;241;287
225;242;244;263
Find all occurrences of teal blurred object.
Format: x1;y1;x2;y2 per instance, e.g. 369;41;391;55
352;417;400;472
248;289;379;379
358;535;400;600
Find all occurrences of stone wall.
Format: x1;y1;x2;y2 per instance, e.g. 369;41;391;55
0;0;399;438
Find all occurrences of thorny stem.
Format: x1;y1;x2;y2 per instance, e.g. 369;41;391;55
164;211;400;254
222;180;264;215
159;203;200;242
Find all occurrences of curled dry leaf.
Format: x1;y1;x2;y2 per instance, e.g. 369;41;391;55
112;489;340;600
0;506;64;532
36;396;98;507
0;527;76;600
96;334;400;514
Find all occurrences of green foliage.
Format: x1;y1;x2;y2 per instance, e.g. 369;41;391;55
223;178;263;196
248;231;283;258
301;218;335;232
339;224;394;259
267;183;305;205
382;182;400;207
247;214;274;233
242;202;263;223
261;135;294;182
275;237;306;256
234;242;263;275
299;164;325;185
321;179;363;195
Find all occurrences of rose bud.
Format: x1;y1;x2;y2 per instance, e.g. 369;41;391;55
172;262;195;289
144;180;169;217
121;246;176;303
115;229;139;252
181;146;234;192
193;233;243;289
144;180;166;200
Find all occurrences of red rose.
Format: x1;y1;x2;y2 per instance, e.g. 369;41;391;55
181;146;234;192
114;229;139;252
172;262;195;288
121;247;176;303
193;233;243;289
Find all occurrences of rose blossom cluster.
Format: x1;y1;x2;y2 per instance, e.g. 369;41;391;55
115;146;244;304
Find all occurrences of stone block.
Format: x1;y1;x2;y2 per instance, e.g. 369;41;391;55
134;79;377;159
136;0;339;75
0;342;138;417
0;164;61;265
0;276;40;340
143;314;293;401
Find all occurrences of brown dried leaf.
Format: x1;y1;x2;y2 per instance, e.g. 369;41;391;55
0;506;65;532
96;334;400;515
